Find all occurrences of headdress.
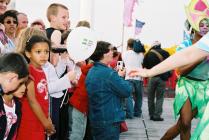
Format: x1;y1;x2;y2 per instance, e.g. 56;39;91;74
185;0;209;31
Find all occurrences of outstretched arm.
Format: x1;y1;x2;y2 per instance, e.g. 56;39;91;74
129;46;209;77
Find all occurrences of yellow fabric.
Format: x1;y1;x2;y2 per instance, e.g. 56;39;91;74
144;44;177;55
185;0;209;31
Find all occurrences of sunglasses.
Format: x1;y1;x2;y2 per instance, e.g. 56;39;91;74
4;20;18;25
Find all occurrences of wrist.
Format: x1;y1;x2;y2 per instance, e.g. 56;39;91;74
146;69;152;77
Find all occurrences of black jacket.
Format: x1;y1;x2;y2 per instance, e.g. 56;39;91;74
0;96;21;140
143;48;172;81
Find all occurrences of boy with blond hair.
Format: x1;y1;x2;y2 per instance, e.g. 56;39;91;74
46;3;71;140
46;3;69;48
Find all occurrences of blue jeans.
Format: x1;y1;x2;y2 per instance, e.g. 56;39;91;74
91;123;120;140
68;105;87;140
125;96;134;118
128;80;143;117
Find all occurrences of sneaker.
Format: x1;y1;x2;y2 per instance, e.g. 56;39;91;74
134;114;141;118
152;117;164;121
150;116;154;120
126;116;133;119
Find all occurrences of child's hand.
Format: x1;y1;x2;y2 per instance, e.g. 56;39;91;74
67;71;76;82
44;117;56;136
71;79;78;86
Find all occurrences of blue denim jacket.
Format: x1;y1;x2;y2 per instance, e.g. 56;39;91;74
86;62;132;126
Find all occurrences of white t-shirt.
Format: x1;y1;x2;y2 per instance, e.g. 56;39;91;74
122;50;144;80
196;32;209;52
3;101;17;140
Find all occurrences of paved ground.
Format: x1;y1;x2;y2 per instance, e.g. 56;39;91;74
120;98;199;140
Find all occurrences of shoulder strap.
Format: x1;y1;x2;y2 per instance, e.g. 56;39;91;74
150;49;164;61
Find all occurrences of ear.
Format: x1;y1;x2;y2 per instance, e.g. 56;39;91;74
6;73;18;83
25;51;31;59
50;15;56;22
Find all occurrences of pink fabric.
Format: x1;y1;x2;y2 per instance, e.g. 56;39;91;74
195;0;207;11
190;13;199;22
123;0;137;27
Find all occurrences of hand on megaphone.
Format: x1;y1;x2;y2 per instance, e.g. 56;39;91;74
67;71;77;83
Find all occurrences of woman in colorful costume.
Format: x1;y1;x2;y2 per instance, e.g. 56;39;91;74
160;0;209;139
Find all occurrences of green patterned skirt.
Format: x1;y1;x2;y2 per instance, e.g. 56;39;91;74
191;102;209;140
173;77;209;119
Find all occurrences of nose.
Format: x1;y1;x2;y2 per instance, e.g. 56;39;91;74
22;84;26;91
41;52;49;59
19;84;26;92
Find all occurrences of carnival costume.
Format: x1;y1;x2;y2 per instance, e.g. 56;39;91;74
191;29;209;140
174;0;209;139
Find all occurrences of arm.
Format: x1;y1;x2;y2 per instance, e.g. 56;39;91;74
176;57;205;75
51;30;62;47
109;71;132;98
26;80;55;135
50;30;62;66
148;46;208;77
48;72;75;93
129;46;209;77
43;62;75;93
55;57;68;77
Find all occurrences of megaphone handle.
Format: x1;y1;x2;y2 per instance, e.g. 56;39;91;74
72;62;76;71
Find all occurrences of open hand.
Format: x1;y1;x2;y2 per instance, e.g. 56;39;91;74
128;68;150;78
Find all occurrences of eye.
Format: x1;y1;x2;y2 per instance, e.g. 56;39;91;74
35;50;41;54
44;50;49;54
199;24;204;27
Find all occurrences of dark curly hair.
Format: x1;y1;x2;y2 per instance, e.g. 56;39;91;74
0;10;18;25
25;35;51;52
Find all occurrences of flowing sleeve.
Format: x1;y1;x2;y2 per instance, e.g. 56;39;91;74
195;32;209;52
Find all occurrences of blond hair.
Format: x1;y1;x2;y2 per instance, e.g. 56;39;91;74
47;3;68;22
4;0;11;5
16;27;46;55
76;20;90;28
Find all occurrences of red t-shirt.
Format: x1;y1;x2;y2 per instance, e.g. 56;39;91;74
17;64;48;140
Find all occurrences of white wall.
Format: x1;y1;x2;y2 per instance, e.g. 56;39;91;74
15;0;81;28
131;0;186;48
14;0;194;50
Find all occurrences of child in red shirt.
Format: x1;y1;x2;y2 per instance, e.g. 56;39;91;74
17;35;55;140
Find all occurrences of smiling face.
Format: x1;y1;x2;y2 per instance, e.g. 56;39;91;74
0;0;9;15
198;18;209;36
52;7;69;30
26;42;50;68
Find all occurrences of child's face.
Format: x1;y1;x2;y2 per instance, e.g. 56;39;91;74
0;0;9;15
54;7;69;30
12;82;26;98
1;73;28;94
26;42;49;68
